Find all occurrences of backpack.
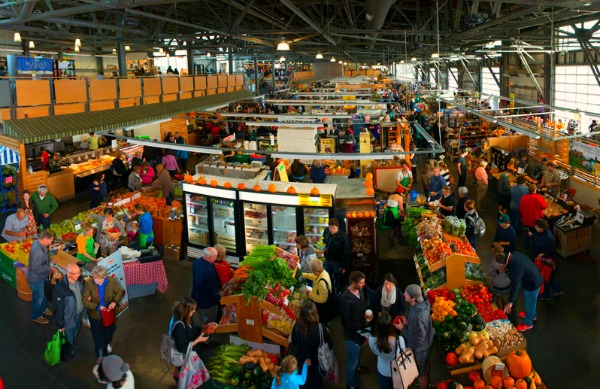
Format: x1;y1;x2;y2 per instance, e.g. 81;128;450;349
160;320;185;367
467;214;486;238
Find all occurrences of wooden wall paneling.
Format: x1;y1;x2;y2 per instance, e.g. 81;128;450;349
118;79;142;99
118;98;140;108
207;76;218;89
162;94;178;102
89;79;117;101
180;92;192;100
162;77;179;94
15;80;51;106
179;77;193;92
54;103;86;115
143;96;160;105
0;108;11;122
227;75;235;87
235;74;244;86
207;89;216;95
194;76;207;90
217;88;226;94
89;101;116;111
54;79;87;104
15;106;50;119
217;74;228;87
142;78;162;96
160;118;189;142
194;91;205;97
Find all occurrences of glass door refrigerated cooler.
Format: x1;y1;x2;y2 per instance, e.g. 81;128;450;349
186;193;209;246
242;202;269;253
303;208;333;246
271;205;298;254
212;198;238;254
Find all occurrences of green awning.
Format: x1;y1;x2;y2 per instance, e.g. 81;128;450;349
3;90;254;144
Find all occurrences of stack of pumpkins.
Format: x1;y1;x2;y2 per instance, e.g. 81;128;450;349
364;172;375;196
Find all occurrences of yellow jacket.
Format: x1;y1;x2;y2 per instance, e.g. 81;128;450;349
302;270;332;304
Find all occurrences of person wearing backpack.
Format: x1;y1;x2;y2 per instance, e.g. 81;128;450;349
464;200;485;249
289;302;333;389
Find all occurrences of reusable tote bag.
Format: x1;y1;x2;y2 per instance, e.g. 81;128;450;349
178;342;210;389
391;337;419;389
43;331;65;366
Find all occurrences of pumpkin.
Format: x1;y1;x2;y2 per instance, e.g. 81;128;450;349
436;380;450;389
209;180;218;187
184;173;193;183
198;177;206;185
364;179;373;187
489;376;502;389
365;172;373;180
502;377;514;389
287;186;296;195
223;182;232;189
514;379;527;389
473;379;486;389
268;183;277;193
357;212;364;218
351;212;357;218
370;211;376;217
310;186;320;196
238;183;246;190
365;187;375;196
506;350;532;379
253;184;261;192
346;212;352;219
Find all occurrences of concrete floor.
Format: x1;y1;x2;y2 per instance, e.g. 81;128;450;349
1;161;599;387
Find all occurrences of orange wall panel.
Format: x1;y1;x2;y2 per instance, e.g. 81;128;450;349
54;103;86;115
194;91;205;97
207;89;216;95
217;88;226;94
16;80;51;106
16;106;50;119
162;77;179;94
54;79;87;104
162;94;178;102
119;79;142;98
90;101;116;111
89;79;117;101
180;92;192;100
180;77;193;92
207;76;218;89
194;76;207;90
118;98;140;108
143;78;161;96
217;74;228;87
0;108;11;122
227;75;236;87
143;96;160;105
235;74;244;86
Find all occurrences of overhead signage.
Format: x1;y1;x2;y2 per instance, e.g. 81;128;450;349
298;193;331;207
569;140;600;176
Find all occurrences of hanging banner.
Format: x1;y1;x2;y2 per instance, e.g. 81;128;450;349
97;250;129;316
569;140;600;176
16;56;53;76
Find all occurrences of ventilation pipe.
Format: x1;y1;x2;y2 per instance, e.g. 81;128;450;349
365;0;396;49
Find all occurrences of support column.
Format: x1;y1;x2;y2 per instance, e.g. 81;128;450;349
254;57;259;95
271;58;276;93
228;51;233;75
117;42;127;77
187;49;195;75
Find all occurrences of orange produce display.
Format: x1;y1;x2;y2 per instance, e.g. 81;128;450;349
430;296;458;322
422;238;452;265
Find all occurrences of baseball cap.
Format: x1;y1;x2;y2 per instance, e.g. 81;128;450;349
101;355;130;382
405;284;424;303
498;214;510;224
458;187;469;195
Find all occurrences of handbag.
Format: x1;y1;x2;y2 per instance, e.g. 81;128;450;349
96;284;116;326
391;337;418;389
317;324;339;383
43;331;65;366
160;321;185;367
178;342;210;389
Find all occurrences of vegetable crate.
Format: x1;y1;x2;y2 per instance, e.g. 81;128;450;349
428;233;481;290
217;295;291;347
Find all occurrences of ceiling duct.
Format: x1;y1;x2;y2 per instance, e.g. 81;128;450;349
365;0;396;50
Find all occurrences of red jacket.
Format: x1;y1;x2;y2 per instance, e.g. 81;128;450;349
519;193;547;227
214;260;233;286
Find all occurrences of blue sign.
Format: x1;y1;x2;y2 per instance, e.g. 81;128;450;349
16;56;53;74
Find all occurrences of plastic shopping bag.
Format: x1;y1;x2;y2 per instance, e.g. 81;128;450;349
43;331;64;366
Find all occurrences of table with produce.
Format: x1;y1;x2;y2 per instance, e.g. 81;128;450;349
217;245;304;347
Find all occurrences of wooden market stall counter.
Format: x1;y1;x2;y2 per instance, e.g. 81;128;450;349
21;168;76;201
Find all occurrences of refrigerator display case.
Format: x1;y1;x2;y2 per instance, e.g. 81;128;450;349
303;208;331;245
186;194;209;246
212;197;238;253
243;202;269;253
272;205;297;253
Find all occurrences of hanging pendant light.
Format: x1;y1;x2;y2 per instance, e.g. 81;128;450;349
276;42;290;51
14;32;22;42
125;45;131;51
28;41;35;49
75;38;81;47
330;57;336;62
280;56;286;62
316;53;323;59
74;45;80;52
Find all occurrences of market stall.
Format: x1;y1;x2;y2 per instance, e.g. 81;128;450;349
0;145;20;213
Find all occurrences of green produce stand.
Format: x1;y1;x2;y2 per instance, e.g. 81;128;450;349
0;251;17;288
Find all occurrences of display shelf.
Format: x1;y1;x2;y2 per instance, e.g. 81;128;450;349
245;225;267;231
305;233;321;237
305;223;328;227
188;201;207;206
273;227;295;233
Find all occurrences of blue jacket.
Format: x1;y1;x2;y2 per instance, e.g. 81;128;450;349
493;225;517;253
429;175;446;200
403;300;434;353
271;363;308;389
53;277;84;329
191;258;221;308
310;164;327;183
506;251;544;303
26;239;50;282
139;212;153;235
531;230;556;259
510;184;529;210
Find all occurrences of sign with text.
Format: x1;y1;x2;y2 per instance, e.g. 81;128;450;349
298;193;321;206
569;140;600;176
97;250;129;317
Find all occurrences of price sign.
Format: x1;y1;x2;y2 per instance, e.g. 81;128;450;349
131;192;141;201
342;95;356;100
298;193;310;206
320;194;333;207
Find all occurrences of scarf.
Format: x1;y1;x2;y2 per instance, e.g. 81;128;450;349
68;280;84;314
381;286;396;308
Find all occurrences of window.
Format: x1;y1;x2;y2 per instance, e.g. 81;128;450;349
481;66;500;97
557;20;600;52
429;68;437;87
395;64;416;81
554;65;600;123
448;67;458;92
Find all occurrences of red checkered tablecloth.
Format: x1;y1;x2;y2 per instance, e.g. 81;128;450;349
123;260;169;293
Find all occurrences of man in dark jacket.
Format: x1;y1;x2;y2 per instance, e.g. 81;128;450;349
27;230;55;324
340;271;370;389
395;284;434;389
53;263;85;358
191;247;221;327
321;218;351;294
497;252;543;331
456;186;469;219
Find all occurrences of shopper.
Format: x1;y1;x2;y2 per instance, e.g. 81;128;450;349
289;302;332;389
75;223;99;263
457;147;469;187
474;160;489;211
488;247;511;308
497;252;543;332
93;354;135;388
31;185;59;230
439;162;451;186
428;167;445;201
175;133;189;172
492;214;517;254
295;235;317;276
395;161;413;193
130;151;143;169
420;164;432;197
127;165;142;192
541;162;561;195
530;219;563;300
148;163;174;206
162;151;180;177
510;176;529;235
310;160;327;183
110;152;128;191
86;208;125;256
290;159;308;182
27;230;55;325
383;198;403;247
89;173;108;209
302;259;334;323
52;263;85;359
369;311;406;389
456;187;469;219
139;162;155;186
519;184;547;249
464;200;482;249
191;247;221;327
82;265;126;359
395;284;434;389
133;203;154;249
213;244;233;286
438;186;455;217
88;132;99;150
272;355;310;389
497;173;511;212
142;140;161;168
373;273;405;319
1;209;29;242
517;154;529;174
321;218;351;294
340;271;370;389
21;190;38;238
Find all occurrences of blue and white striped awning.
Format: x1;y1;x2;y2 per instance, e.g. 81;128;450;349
0;146;20;165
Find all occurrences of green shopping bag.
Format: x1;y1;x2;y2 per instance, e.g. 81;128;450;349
43;331;64;366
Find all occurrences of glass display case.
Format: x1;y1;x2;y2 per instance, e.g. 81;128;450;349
186;193;209;246
303;208;330;245
212;198;238;253
272;205;297;254
243;202;269;254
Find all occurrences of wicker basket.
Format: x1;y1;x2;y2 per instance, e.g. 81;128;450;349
106;231;121;241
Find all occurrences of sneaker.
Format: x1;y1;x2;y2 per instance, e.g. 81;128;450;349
32;316;49;325
516;323;533;332
518;312;537;321
43;308;53;316
106;344;112;354
553;291;564;297
82;318;91;328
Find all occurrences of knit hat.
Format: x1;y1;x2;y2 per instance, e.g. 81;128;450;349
458;186;469;195
498;214;510;224
101;355;130;382
405;284;424;303
387;199;399;208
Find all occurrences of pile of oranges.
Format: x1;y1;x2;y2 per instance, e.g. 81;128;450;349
430;296;458;322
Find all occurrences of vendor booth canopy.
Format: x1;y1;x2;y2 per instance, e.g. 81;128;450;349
2;90;253;144
0;145;20;164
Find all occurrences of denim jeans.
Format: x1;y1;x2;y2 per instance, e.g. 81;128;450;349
39;215;51;230
64;312;82;349
345;340;362;388
28;279;47;320
165;191;174;206
523;287;541;326
377;371;393;389
324;261;345;294
90;317;116;359
468;236;478;250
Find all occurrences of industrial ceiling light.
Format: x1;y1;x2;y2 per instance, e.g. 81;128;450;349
343;62;347;65
14;32;21;42
159;47;164;54
207;52;211;57
330;56;336;62
74;38;81;47
411;57;417;61
431;53;439;58
28;41;35;49
338;60;343;64
400;60;405;64
74;45;80;52
316;53;323;59
277;42;290;51
112;48;116;53
280;56;285;62
125;45;131;51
